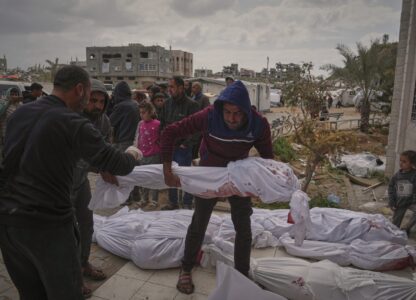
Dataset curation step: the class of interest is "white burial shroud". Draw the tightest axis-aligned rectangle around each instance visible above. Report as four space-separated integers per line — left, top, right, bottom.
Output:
202 244 416 300
90 157 311 246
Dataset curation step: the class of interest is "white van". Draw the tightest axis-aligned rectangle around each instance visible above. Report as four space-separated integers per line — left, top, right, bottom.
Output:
0 80 26 98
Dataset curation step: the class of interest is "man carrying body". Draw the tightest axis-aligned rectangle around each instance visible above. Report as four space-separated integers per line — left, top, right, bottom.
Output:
0 66 140 300
160 80 273 294
160 76 199 210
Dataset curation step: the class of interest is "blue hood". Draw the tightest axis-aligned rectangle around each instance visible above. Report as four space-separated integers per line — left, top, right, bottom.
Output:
209 80 261 139
214 80 251 117
113 81 131 104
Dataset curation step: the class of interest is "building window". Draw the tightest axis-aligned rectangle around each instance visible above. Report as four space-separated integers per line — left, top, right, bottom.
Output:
117 76 124 80
89 54 96 59
140 52 149 58
128 76 135 80
127 53 132 58
105 76 111 80
92 76 97 79
125 59 132 71
139 63 151 71
103 53 121 59
411 81 416 122
102 60 110 73
114 66 121 72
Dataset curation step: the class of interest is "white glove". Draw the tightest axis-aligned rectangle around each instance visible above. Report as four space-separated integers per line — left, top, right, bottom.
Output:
125 146 143 160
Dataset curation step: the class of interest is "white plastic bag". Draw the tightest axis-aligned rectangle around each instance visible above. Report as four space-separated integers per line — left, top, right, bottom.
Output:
208 262 287 300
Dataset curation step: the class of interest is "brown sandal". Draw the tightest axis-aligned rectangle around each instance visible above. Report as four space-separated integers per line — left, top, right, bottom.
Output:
82 263 107 281
176 270 195 295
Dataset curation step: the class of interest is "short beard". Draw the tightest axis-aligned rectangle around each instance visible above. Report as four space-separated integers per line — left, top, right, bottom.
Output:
84 109 102 121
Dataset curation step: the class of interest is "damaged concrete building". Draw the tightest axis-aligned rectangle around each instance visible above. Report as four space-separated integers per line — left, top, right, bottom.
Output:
86 44 193 88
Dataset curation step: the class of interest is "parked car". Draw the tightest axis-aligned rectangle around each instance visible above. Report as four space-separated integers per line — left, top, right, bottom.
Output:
0 80 26 98
353 90 391 113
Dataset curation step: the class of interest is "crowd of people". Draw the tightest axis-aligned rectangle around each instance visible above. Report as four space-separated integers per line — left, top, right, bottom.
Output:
0 65 414 300
0 66 274 299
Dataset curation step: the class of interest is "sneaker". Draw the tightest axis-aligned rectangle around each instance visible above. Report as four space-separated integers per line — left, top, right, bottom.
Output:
161 203 179 210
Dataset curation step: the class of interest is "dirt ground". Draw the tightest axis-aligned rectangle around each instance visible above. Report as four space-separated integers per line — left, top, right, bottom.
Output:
256 106 390 210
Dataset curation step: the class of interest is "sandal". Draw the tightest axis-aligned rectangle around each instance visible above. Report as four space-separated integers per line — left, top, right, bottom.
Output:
176 270 195 295
82 263 107 281
82 285 92 299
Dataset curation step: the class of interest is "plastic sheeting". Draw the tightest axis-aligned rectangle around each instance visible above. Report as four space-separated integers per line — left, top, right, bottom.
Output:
335 153 385 178
202 244 416 300
90 157 311 246
89 157 305 210
93 207 412 271
279 233 416 271
93 208 279 269
207 262 287 300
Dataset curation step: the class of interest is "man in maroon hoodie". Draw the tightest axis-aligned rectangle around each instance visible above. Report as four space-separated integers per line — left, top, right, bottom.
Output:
160 80 273 294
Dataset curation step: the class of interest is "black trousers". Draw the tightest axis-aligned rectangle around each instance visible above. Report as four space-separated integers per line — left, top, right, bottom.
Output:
0 221 84 300
182 196 253 276
72 179 94 267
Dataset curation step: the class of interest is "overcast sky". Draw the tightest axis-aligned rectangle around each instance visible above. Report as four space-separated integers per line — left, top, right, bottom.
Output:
0 0 402 74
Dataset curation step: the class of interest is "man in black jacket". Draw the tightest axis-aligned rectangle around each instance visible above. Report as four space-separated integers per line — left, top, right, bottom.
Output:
0 66 140 300
110 81 140 151
23 82 43 104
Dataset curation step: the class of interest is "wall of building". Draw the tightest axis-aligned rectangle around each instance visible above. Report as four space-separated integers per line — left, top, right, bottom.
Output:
0 55 7 73
386 0 416 177
171 50 193 78
86 44 178 88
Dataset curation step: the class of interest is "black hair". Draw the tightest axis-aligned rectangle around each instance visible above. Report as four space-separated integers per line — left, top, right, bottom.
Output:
150 85 161 94
171 76 184 87
134 91 147 101
53 65 90 91
152 92 165 100
401 150 416 166
30 82 43 91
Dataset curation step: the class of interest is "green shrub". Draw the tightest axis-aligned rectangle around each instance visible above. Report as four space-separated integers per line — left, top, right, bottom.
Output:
253 194 340 210
309 195 340 208
273 137 296 162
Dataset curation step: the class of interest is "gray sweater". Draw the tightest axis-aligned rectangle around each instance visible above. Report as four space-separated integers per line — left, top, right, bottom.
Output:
388 169 416 208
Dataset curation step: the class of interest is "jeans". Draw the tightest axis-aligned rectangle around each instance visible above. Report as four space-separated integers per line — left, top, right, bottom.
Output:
182 196 253 276
169 147 193 206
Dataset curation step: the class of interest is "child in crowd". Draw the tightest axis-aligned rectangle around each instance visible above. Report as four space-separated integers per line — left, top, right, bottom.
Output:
151 93 165 120
388 150 416 236
134 102 161 209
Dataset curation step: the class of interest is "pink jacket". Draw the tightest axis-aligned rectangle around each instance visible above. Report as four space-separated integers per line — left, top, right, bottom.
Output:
135 119 161 157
